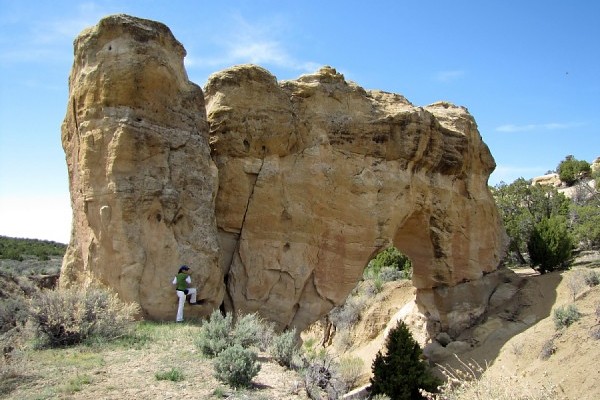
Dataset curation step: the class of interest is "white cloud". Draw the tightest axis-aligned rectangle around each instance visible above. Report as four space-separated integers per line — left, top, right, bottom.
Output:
185 15 319 74
0 2 104 65
35 2 103 43
434 70 465 82
495 122 584 133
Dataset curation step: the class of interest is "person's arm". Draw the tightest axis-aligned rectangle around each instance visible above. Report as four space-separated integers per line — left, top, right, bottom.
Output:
186 275 191 284
172 276 177 285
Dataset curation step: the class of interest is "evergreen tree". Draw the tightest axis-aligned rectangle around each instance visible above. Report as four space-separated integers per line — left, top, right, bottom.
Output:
369 320 440 400
557 155 590 186
491 178 570 264
527 215 573 273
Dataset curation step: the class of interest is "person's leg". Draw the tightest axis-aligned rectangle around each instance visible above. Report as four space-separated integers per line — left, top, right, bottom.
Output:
176 290 186 321
187 288 197 304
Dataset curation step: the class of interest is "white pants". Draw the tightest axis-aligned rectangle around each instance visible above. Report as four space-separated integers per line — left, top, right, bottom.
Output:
175 288 197 322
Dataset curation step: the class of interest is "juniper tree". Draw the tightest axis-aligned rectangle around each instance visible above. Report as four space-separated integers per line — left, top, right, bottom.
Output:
369 320 440 400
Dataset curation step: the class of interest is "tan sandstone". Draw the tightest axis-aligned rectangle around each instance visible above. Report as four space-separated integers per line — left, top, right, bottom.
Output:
531 172 561 187
62 15 508 337
60 15 222 320
207 65 507 334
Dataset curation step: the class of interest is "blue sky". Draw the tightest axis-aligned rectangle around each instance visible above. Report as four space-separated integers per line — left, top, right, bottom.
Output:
1 0 599 243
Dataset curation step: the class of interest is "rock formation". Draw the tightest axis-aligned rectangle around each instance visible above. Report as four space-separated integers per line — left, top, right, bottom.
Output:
207 65 507 335
61 14 508 336
531 173 561 187
60 15 222 320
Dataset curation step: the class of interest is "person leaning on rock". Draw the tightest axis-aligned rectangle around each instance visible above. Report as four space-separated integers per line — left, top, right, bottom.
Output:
172 265 201 322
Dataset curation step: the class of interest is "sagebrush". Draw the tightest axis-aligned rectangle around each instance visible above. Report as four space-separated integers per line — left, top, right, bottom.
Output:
553 304 581 329
270 328 299 368
28 286 139 347
213 344 261 388
196 310 271 357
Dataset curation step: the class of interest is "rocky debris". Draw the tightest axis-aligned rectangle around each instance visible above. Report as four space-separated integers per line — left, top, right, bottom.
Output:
62 14 508 336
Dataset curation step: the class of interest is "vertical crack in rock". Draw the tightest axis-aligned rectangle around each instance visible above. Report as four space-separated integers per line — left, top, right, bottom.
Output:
225 155 266 305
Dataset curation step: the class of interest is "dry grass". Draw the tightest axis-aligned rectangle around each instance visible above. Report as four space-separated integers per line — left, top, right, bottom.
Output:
1 321 308 399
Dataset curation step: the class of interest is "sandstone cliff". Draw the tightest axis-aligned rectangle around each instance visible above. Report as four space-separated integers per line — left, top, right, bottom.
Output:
62 14 507 336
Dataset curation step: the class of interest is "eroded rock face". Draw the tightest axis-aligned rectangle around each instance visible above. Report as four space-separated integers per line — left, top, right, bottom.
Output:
206 65 507 333
62 14 507 335
60 14 222 320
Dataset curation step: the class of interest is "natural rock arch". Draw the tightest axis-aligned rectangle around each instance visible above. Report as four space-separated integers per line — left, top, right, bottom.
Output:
60 14 507 338
207 64 507 336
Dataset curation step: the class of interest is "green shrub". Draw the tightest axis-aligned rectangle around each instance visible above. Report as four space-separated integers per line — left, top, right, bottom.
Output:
584 270 600 287
527 216 573 274
570 204 600 249
553 304 581 329
369 320 441 400
364 247 412 279
155 367 184 382
270 328 299 369
557 155 590 186
28 287 138 347
196 310 233 357
213 344 261 388
337 355 364 390
231 312 271 350
0 235 66 261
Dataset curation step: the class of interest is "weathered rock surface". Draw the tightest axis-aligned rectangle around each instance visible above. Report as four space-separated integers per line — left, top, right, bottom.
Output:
207 65 507 333
531 173 561 187
60 14 222 320
62 14 508 335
